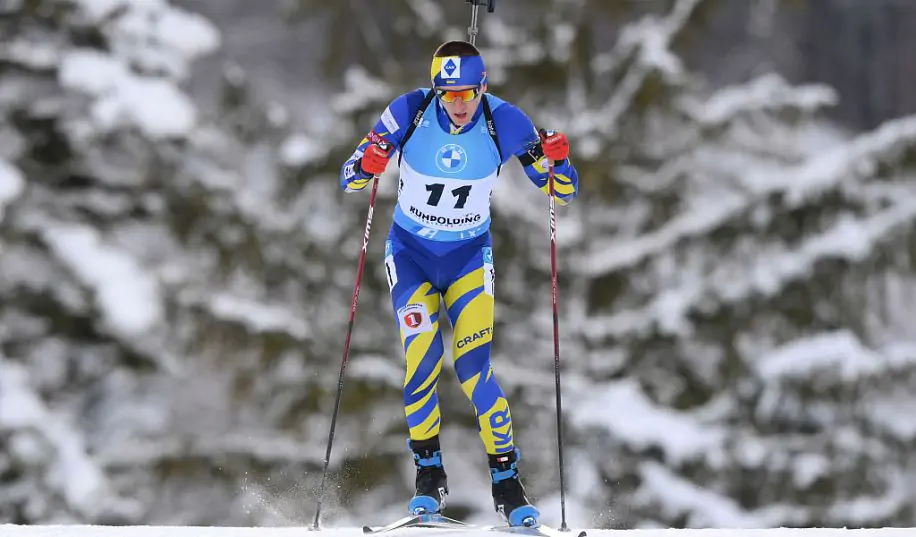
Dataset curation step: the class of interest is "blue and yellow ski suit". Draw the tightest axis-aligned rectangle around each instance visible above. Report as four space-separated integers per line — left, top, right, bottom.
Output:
340 88 578 455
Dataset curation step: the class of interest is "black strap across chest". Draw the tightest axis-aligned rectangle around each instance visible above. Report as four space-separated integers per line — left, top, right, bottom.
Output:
397 91 504 175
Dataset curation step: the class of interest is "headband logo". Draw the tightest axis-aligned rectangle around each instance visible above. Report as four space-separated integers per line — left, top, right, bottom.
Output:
440 56 461 79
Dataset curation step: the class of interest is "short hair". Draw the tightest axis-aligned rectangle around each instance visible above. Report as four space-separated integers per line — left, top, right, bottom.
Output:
433 40 481 58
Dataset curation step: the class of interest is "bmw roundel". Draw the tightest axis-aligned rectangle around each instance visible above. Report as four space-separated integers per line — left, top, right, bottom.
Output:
436 144 468 173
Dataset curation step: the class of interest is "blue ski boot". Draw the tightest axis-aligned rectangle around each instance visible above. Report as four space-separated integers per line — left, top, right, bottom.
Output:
489 449 539 527
407 437 448 515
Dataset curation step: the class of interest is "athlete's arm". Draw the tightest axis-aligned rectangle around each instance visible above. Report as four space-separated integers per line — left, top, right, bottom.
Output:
492 103 579 205
340 89 429 192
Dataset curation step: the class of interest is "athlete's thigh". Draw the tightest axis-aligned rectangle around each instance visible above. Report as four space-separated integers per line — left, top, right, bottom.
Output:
385 238 445 395
442 243 496 382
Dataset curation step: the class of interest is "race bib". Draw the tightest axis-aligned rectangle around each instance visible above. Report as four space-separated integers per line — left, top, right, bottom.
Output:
397 170 495 232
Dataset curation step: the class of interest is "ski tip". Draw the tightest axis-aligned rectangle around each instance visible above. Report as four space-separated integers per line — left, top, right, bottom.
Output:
362 526 374 534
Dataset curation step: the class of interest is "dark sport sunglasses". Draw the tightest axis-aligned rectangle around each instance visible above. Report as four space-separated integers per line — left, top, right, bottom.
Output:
435 86 483 103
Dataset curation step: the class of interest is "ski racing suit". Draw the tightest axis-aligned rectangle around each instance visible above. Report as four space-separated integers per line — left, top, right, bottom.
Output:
339 88 579 455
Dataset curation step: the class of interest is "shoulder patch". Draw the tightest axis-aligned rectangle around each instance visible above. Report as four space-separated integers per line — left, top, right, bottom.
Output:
381 106 399 133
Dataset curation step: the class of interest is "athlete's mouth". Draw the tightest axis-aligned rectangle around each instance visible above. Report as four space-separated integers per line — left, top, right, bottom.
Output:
454 112 468 121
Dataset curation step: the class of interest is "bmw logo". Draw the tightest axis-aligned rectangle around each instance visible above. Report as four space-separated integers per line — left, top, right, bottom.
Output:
435 144 468 174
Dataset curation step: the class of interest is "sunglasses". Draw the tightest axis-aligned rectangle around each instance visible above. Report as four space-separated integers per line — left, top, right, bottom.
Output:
435 86 483 103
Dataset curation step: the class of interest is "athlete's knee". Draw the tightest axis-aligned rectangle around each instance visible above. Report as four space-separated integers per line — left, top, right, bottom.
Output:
454 343 493 385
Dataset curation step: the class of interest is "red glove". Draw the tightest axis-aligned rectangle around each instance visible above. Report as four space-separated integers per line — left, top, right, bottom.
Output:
539 129 569 161
360 142 392 176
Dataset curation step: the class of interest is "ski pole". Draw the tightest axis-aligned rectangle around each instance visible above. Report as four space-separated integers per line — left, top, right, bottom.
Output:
465 0 496 45
546 152 570 532
311 141 390 530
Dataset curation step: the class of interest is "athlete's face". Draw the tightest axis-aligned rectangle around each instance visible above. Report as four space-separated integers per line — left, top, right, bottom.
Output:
437 83 487 127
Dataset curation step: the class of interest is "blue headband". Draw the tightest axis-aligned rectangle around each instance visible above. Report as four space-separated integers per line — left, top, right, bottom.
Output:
431 55 487 88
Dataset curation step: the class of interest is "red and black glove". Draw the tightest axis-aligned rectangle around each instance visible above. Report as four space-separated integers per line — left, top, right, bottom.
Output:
539 129 570 162
359 142 392 177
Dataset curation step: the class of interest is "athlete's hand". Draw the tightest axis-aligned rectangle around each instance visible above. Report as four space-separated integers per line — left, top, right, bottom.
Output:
538 129 569 162
359 141 392 176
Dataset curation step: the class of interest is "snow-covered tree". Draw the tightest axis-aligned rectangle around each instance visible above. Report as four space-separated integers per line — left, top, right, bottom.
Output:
0 0 321 525
3 0 916 530
546 0 916 530
0 0 215 523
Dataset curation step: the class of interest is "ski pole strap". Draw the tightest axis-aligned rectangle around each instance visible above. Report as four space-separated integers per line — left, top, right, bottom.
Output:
519 130 567 168
518 143 544 167
397 89 437 167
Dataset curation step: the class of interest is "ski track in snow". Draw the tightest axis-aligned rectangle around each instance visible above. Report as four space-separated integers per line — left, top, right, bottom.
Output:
2 526 916 537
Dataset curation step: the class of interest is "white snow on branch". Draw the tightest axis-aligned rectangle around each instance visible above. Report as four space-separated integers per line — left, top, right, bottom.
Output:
0 359 46 430
73 0 220 80
584 198 916 339
332 66 393 115
579 193 746 276
42 224 163 338
0 38 61 70
733 201 916 297
59 49 198 139
580 114 916 278
637 461 763 528
72 0 159 22
571 379 724 463
0 359 111 519
574 0 702 140
827 472 909 525
754 331 887 383
56 0 220 139
868 409 916 445
105 3 221 80
347 354 404 387
206 293 310 340
279 133 325 167
0 158 25 221
405 0 445 32
775 115 916 206
95 432 324 468
685 73 838 127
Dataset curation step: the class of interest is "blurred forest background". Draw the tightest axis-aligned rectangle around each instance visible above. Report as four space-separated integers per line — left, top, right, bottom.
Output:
2 0 916 531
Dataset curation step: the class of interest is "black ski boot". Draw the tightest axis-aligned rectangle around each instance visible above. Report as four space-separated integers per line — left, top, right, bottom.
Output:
489 448 539 527
407 436 448 515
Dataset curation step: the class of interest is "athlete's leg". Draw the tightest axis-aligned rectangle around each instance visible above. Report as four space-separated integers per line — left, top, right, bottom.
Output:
386 236 449 514
385 238 446 441
442 243 515 455
442 241 538 525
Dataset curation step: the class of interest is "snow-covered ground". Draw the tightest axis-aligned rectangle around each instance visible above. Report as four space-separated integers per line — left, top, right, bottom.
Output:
2 525 915 537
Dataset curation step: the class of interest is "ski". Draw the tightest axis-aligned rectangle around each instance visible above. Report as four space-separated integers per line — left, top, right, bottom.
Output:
362 513 471 534
487 523 587 537
362 513 586 537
